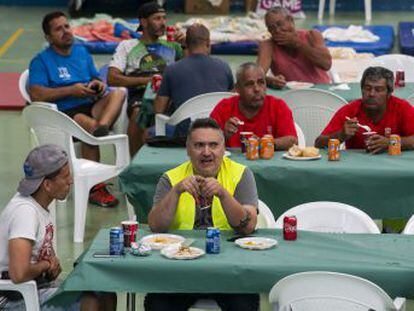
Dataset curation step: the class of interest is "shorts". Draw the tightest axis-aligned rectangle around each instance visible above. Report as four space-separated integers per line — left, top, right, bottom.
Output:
63 104 93 119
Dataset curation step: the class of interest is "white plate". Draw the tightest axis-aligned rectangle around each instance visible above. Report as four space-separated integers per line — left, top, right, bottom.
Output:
140 234 185 250
283 153 322 161
235 237 278 250
286 81 314 90
224 150 231 157
161 245 205 260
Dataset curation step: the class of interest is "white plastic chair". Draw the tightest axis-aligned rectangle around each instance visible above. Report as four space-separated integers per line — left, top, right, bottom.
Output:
318 0 372 23
269 271 405 311
407 94 414 106
402 215 414 234
256 199 277 229
23 104 130 243
283 89 347 147
0 280 40 311
357 54 414 83
19 69 128 135
275 201 380 233
155 92 235 136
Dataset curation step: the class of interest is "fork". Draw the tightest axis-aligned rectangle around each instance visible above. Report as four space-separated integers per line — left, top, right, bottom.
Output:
345 116 372 132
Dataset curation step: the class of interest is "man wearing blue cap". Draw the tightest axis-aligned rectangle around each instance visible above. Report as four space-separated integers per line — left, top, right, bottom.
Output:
0 145 116 310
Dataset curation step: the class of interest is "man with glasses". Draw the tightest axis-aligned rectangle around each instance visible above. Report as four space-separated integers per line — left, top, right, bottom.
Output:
257 6 331 89
315 66 414 153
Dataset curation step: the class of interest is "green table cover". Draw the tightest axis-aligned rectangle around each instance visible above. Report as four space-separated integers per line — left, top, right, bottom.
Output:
47 228 414 306
119 147 414 223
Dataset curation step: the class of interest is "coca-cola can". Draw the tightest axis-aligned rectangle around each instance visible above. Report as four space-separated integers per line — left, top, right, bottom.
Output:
395 70 405 87
152 74 163 93
121 220 139 248
283 216 297 241
166 26 175 42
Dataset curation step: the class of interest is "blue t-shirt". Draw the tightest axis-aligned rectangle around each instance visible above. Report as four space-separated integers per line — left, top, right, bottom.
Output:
29 45 99 111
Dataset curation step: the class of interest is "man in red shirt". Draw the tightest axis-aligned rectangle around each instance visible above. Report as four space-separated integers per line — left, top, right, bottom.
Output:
315 66 414 153
210 62 297 149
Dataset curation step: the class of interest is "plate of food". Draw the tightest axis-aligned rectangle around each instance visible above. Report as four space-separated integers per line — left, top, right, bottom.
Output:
283 145 322 161
140 234 185 250
286 81 314 90
235 237 278 250
161 244 205 260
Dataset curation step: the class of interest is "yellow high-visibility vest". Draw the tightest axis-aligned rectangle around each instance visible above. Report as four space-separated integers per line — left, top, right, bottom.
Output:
166 157 246 230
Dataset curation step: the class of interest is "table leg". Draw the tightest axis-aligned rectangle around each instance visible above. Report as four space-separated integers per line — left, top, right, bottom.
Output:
126 292 136 311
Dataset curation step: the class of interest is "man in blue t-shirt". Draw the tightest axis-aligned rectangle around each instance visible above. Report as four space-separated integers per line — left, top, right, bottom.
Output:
28 11 124 207
154 23 234 136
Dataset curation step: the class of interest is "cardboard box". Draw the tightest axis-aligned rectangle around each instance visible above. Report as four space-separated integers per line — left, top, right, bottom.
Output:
185 0 230 14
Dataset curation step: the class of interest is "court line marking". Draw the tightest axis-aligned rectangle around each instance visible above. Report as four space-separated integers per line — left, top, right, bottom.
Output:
0 28 24 58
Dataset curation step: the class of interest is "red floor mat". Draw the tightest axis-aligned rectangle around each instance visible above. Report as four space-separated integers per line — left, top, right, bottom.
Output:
0 72 25 110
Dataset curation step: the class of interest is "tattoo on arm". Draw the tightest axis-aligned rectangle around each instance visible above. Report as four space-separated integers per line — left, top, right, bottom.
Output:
236 211 251 229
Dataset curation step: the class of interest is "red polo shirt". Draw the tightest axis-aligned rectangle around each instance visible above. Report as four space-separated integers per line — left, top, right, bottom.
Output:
321 96 414 149
210 94 297 148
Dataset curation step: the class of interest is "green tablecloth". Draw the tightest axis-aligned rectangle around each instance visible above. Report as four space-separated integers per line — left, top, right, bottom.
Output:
47 228 414 306
268 82 414 102
119 147 414 223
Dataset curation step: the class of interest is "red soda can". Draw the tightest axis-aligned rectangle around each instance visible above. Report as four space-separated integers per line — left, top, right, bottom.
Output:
395 70 405 87
121 220 139 248
283 216 297 241
166 26 175 42
152 74 162 93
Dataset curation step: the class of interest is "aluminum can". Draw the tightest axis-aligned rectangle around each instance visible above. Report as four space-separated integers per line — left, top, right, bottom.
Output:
240 131 253 153
283 216 297 241
151 74 163 93
328 139 340 161
121 220 139 248
109 227 124 255
166 26 175 42
206 227 220 254
388 134 401 156
395 70 405 87
260 134 275 159
246 136 259 160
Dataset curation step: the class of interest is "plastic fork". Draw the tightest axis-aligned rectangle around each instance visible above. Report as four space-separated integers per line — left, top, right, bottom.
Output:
345 116 372 132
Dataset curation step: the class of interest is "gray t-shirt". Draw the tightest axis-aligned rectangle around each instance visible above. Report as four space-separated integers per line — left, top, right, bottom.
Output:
153 167 258 229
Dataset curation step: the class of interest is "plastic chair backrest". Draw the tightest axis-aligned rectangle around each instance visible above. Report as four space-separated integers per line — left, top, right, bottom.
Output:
256 199 277 229
402 214 414 234
269 271 399 311
19 69 31 103
22 104 97 164
0 280 40 311
357 54 414 82
275 201 380 233
167 92 236 126
283 89 348 146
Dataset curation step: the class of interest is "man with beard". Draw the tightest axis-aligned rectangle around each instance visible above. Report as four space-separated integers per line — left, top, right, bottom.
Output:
210 62 297 149
28 11 124 207
146 118 259 310
315 66 414 153
107 1 184 155
257 6 331 89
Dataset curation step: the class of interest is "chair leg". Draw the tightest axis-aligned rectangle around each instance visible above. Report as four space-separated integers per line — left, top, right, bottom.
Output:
318 0 325 20
329 0 336 16
20 282 40 311
365 0 372 22
73 180 89 243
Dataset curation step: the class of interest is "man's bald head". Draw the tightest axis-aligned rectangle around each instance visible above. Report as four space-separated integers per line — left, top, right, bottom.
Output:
185 23 210 50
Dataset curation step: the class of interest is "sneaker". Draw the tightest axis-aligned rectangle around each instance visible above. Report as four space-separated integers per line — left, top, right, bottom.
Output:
89 183 119 207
